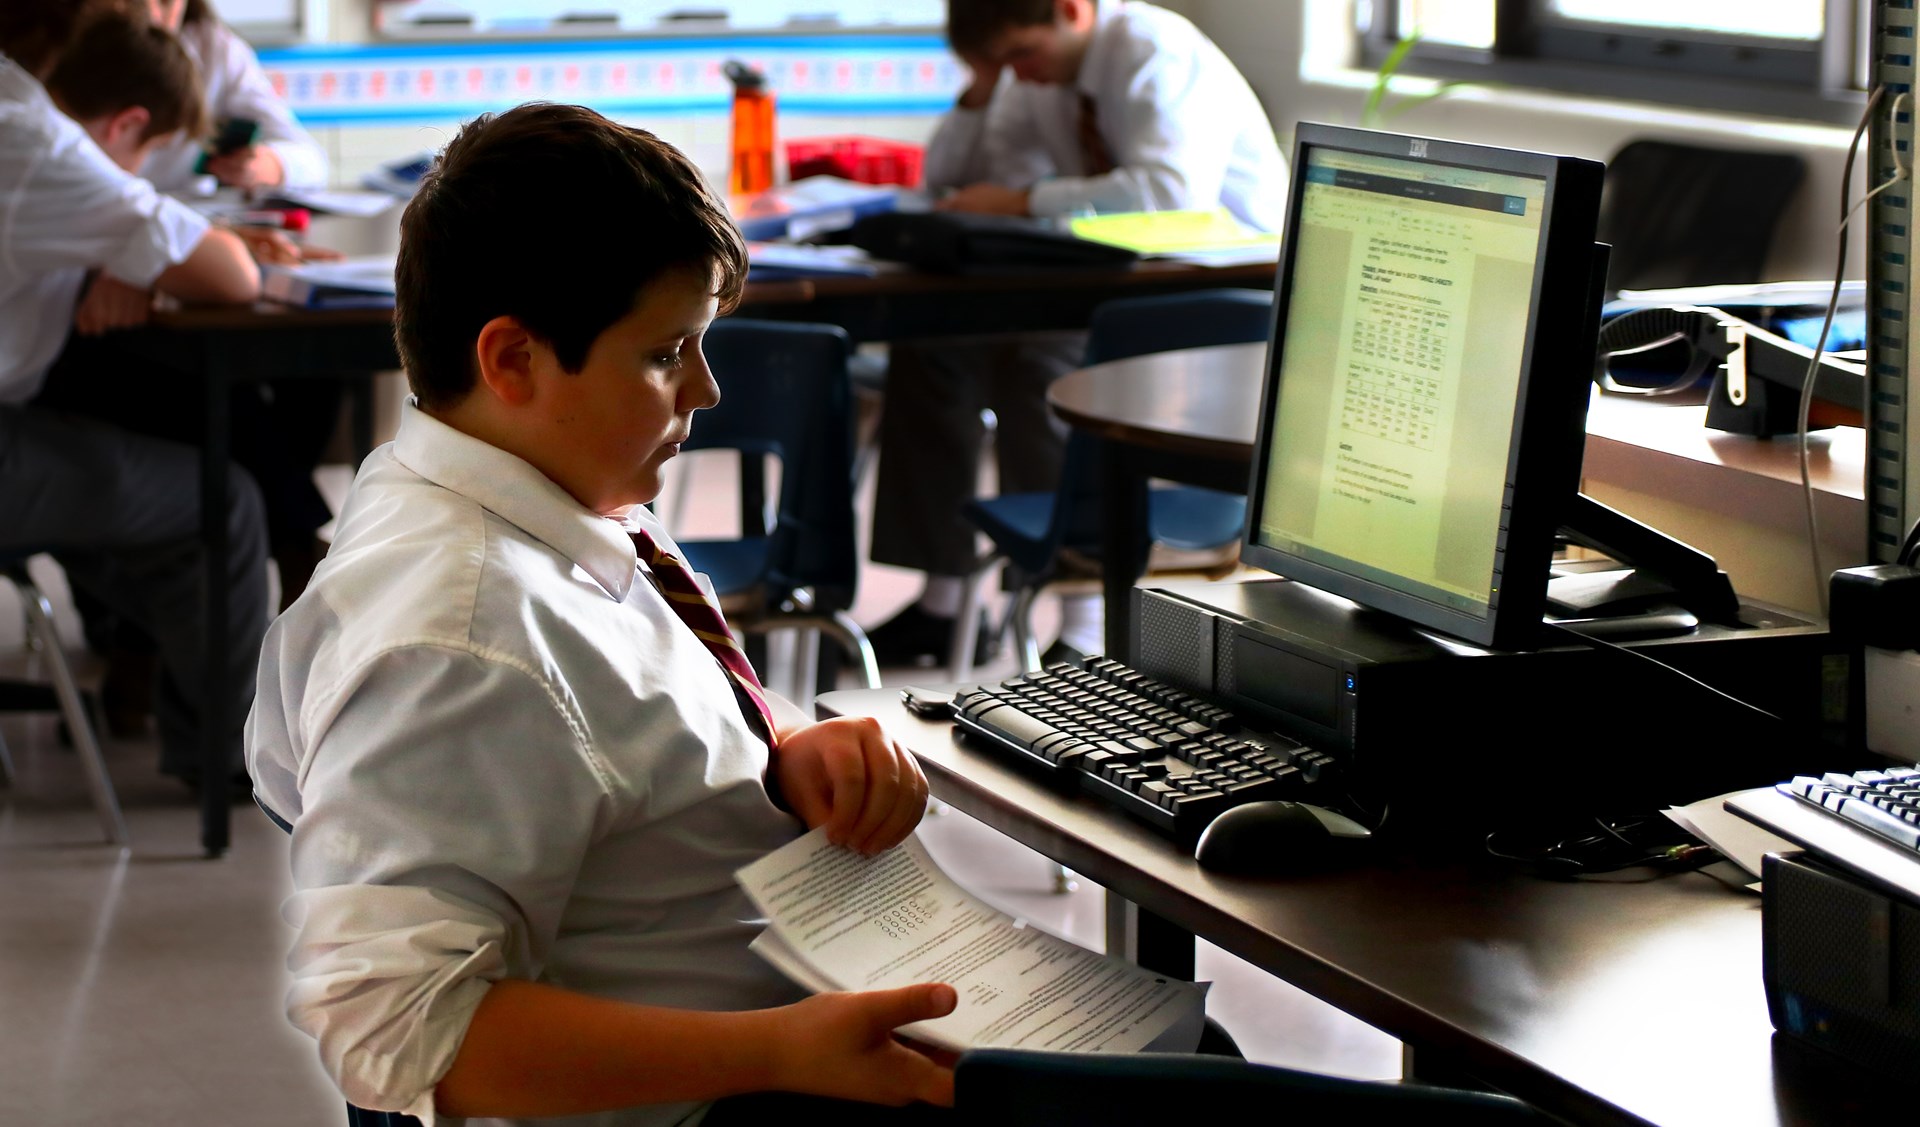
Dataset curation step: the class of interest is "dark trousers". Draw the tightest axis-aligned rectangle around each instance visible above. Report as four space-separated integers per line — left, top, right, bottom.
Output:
870 333 1085 577
0 402 268 776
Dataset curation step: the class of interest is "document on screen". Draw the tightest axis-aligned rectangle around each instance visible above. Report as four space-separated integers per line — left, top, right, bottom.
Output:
737 828 1207 1054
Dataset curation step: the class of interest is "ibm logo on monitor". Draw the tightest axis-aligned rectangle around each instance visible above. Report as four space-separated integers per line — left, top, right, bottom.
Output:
1409 139 1429 158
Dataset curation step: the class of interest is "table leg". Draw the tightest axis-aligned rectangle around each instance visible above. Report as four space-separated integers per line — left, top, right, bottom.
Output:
1098 440 1151 660
1103 891 1197 980
201 370 231 858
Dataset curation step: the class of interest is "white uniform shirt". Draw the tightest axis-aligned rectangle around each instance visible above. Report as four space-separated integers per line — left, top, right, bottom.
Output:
140 19 327 194
0 56 208 403
923 0 1288 232
247 405 805 1126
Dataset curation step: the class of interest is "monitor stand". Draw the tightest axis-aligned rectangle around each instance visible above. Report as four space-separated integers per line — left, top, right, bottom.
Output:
1548 492 1742 639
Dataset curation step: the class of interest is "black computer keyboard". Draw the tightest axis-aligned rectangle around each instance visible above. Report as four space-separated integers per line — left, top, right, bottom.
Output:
1781 767 1920 853
949 657 1340 842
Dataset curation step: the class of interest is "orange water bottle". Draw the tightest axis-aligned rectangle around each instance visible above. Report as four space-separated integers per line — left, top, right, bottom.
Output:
725 61 776 197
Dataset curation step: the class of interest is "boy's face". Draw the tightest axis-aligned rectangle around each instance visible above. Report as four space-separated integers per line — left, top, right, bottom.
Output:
982 0 1096 85
521 266 722 516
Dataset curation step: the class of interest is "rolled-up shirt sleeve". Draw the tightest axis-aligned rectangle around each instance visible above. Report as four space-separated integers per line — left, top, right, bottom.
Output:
283 645 611 1122
2 126 208 287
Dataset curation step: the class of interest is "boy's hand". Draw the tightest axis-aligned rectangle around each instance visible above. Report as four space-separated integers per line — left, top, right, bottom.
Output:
770 984 959 1107
936 182 1032 216
772 716 928 853
205 144 284 190
73 273 153 334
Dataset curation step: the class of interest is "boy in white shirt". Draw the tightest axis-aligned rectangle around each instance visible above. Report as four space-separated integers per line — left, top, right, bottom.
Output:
867 0 1285 664
0 1 269 787
247 102 959 1126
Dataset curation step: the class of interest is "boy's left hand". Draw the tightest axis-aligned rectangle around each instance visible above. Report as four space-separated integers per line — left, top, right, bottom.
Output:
73 273 153 334
936 182 1032 216
205 144 284 190
772 716 929 854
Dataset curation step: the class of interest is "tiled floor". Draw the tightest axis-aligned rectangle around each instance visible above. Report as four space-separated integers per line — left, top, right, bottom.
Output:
0 444 1400 1125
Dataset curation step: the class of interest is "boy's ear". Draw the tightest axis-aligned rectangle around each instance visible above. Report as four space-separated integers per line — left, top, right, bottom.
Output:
104 105 151 150
473 315 542 407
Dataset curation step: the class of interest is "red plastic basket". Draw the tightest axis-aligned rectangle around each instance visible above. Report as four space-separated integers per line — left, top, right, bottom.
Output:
785 136 925 187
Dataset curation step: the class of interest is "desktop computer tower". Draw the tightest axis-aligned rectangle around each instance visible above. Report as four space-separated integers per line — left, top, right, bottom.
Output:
1131 578 1848 837
1763 851 1920 1075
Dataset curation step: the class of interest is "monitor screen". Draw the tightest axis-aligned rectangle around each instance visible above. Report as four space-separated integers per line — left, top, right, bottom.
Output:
1243 125 1605 650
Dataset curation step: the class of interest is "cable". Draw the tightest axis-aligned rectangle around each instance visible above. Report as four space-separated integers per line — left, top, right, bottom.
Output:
1484 814 1719 880
1541 621 1783 728
1800 85 1897 619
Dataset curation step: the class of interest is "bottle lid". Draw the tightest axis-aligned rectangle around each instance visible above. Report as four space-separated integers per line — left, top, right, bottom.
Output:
724 60 768 92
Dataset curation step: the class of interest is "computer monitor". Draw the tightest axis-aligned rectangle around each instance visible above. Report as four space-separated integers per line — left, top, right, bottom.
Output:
1242 124 1606 652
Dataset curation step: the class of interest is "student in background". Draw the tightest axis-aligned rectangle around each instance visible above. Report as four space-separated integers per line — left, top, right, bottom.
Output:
141 0 326 194
0 1 269 789
867 0 1284 665
249 102 957 1125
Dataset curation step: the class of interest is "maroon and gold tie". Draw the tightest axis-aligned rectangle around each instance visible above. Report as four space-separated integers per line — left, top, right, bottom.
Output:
630 527 777 746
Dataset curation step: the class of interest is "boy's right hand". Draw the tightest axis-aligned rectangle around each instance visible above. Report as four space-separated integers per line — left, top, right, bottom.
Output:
769 983 959 1107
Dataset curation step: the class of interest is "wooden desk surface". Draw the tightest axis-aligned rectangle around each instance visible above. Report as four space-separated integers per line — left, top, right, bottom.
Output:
820 688 1883 1127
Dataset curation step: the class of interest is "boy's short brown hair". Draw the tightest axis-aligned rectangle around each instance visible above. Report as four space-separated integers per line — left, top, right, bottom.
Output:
0 0 140 77
394 102 747 411
947 0 1062 57
43 11 208 142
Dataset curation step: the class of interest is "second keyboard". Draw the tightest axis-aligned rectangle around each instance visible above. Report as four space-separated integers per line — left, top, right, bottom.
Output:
949 657 1341 843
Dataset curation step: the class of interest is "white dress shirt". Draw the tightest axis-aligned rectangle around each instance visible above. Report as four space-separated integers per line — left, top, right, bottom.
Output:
923 0 1288 232
248 405 805 1126
0 56 209 403
141 19 328 194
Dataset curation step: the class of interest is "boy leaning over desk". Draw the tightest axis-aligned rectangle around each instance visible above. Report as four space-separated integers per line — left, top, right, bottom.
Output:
245 103 962 1126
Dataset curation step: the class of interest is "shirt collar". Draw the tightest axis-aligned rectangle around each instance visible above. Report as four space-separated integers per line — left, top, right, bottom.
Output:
1076 0 1128 96
391 402 641 601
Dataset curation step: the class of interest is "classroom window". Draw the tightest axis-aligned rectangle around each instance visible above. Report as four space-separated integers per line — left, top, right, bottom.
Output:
1357 0 1870 124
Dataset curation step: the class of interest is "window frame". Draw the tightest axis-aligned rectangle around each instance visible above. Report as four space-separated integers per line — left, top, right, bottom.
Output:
1356 0 1869 126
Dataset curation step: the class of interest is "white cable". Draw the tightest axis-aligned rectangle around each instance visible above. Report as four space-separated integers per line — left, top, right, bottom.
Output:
1801 85 1895 619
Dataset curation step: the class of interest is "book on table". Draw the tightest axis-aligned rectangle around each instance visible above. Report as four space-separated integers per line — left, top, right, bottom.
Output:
260 255 396 310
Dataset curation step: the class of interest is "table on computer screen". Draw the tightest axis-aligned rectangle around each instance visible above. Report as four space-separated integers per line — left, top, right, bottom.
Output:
816 686 1889 1127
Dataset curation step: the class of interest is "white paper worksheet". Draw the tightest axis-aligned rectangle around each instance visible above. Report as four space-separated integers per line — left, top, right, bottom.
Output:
737 828 1206 1054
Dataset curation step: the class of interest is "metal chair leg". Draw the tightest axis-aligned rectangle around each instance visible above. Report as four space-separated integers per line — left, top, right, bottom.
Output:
0 726 14 788
949 555 1004 682
17 579 127 845
1010 585 1042 673
819 610 882 690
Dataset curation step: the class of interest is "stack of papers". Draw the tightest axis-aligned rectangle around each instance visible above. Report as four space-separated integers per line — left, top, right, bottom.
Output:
747 242 878 279
738 828 1207 1054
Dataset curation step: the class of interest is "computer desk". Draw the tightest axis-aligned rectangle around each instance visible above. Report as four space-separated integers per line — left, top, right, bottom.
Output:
136 255 1276 856
1048 342 1869 657
816 686 1889 1127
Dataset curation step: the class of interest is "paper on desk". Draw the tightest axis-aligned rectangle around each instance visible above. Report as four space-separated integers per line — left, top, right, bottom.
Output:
737 828 1206 1054
1664 787 1797 885
266 188 397 218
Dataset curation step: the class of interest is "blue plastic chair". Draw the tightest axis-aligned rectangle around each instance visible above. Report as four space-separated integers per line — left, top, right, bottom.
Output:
677 319 880 690
953 289 1273 674
955 1049 1552 1125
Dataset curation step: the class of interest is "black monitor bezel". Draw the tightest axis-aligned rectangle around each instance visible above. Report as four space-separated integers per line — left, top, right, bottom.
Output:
1241 123 1605 651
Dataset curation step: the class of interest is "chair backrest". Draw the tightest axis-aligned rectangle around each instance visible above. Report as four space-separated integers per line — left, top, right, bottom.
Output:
955 1049 1552 1126
1049 288 1275 560
1598 140 1806 294
682 319 859 606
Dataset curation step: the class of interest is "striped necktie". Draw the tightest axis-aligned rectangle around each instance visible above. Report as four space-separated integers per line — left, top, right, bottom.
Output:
1077 91 1117 177
629 527 777 746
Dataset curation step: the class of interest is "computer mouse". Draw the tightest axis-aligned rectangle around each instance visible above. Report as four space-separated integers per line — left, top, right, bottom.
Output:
1193 801 1372 876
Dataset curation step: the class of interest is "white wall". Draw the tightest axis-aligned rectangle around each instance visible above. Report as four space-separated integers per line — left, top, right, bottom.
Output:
1160 0 1865 282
